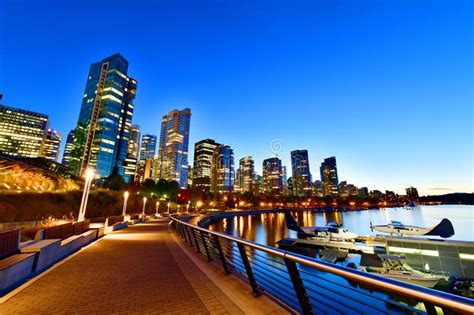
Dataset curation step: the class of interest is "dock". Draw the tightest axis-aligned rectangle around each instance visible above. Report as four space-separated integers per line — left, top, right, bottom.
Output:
277 237 376 254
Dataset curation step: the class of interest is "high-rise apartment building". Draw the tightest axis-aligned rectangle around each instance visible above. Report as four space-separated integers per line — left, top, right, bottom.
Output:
157 108 191 188
42 129 61 161
320 156 339 196
0 104 49 158
192 139 219 192
137 134 156 182
211 144 234 194
68 53 137 179
262 157 283 194
124 124 141 181
237 156 255 193
290 150 312 196
61 129 75 167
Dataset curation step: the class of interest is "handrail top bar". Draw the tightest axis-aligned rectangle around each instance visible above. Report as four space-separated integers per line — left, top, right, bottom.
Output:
170 215 474 314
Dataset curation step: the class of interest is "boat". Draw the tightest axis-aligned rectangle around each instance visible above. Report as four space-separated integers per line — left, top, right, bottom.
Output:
370 219 454 238
285 211 358 241
355 254 446 288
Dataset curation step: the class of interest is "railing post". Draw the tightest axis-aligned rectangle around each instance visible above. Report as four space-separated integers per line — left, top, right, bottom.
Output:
237 243 262 297
177 223 185 239
192 229 201 253
201 232 212 261
186 226 194 247
213 234 230 274
284 257 313 315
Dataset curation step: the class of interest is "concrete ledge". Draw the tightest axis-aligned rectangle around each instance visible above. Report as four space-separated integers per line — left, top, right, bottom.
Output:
104 221 128 234
20 239 61 272
59 235 83 259
80 230 97 247
0 254 36 292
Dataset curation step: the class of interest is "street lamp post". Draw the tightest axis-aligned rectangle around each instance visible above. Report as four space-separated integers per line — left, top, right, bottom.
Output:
78 168 95 222
122 191 129 216
142 197 147 218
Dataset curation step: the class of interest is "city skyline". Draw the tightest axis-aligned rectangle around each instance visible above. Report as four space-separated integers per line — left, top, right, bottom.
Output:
1 1 472 195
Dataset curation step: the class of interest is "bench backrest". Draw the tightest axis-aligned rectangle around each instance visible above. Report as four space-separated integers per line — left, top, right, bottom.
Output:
73 220 90 235
44 222 74 240
0 229 20 259
107 215 124 226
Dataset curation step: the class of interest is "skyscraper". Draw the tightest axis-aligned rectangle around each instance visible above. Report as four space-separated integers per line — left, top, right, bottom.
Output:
192 139 220 192
124 124 141 182
262 157 283 194
290 150 312 197
211 144 234 194
157 108 191 188
69 53 137 179
42 129 61 161
237 156 255 193
62 129 75 167
0 104 49 158
137 134 156 182
320 156 339 196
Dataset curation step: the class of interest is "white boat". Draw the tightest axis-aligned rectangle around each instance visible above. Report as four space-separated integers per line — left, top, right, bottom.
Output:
370 219 454 238
358 254 446 288
285 212 358 241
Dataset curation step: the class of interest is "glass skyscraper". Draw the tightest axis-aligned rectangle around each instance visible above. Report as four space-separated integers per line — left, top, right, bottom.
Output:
211 144 234 194
42 129 61 161
262 157 283 194
0 104 49 158
192 138 220 192
290 149 312 197
68 53 137 179
61 129 75 167
320 156 339 196
157 108 191 188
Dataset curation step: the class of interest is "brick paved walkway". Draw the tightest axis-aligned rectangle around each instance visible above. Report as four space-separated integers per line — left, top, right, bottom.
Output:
0 221 265 314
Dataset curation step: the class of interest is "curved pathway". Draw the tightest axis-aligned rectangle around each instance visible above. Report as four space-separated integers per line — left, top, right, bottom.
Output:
0 221 280 314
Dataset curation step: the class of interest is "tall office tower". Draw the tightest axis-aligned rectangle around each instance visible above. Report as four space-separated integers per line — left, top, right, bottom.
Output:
320 156 339 196
262 157 283 194
123 124 141 182
0 104 49 158
282 165 288 194
237 156 255 193
290 150 312 197
61 129 75 167
192 139 220 192
42 129 61 161
313 180 324 197
211 144 234 194
137 134 157 182
68 53 137 179
157 108 191 188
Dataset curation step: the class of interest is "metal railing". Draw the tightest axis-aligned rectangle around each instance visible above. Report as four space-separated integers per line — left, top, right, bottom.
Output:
170 215 474 315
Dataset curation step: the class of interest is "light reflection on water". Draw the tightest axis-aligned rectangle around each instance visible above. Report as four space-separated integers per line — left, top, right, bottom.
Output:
209 205 474 246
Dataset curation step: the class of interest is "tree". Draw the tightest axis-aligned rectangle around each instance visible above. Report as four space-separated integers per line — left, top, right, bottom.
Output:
102 173 126 191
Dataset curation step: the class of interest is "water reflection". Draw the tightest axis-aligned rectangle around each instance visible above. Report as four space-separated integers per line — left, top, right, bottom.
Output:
209 205 474 246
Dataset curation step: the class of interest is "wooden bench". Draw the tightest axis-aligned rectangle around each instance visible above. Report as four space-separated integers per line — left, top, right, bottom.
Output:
0 229 36 292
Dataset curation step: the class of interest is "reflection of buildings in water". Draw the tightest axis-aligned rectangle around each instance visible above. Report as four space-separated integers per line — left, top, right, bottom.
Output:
325 211 343 226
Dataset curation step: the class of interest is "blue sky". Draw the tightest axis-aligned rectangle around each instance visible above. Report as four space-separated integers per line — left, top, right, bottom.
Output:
1 0 472 195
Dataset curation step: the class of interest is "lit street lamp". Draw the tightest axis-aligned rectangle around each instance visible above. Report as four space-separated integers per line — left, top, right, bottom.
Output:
142 197 147 217
122 191 129 216
78 168 95 222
